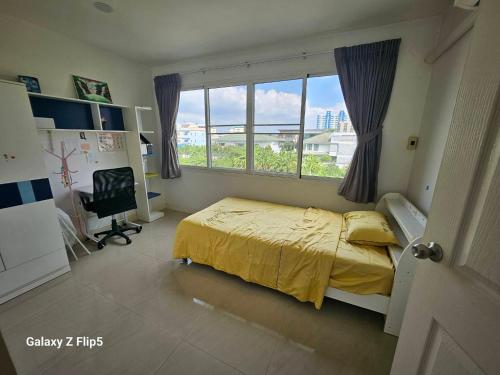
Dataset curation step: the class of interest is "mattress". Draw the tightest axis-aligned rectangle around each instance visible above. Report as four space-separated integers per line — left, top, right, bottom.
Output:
173 197 394 308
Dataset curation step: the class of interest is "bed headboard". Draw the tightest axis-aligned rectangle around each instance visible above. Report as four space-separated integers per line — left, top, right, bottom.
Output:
375 192 427 267
375 193 427 336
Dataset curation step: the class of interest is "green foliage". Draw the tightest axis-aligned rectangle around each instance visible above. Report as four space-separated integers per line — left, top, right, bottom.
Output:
178 144 348 178
177 145 207 167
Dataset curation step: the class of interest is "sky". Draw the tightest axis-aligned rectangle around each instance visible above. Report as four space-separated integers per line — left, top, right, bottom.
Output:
176 75 347 130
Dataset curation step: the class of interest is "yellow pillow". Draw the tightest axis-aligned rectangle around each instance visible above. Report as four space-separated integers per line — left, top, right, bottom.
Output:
344 211 399 247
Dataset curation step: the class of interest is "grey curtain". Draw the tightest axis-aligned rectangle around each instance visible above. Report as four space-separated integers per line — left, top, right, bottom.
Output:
154 73 182 179
335 38 401 203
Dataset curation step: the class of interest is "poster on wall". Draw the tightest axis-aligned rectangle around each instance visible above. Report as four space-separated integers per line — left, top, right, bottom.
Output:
97 132 125 152
72 75 112 104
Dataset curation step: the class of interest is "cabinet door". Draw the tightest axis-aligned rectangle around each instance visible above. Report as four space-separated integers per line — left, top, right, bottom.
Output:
0 81 47 184
0 200 64 269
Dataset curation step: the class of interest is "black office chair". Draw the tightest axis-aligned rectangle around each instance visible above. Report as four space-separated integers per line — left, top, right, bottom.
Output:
80 167 142 249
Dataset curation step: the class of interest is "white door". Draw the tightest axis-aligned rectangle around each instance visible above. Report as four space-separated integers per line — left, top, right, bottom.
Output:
391 1 500 374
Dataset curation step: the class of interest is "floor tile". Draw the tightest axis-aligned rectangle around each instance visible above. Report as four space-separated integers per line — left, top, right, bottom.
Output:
44 311 181 375
0 209 397 375
186 308 282 375
155 342 241 375
3 286 128 374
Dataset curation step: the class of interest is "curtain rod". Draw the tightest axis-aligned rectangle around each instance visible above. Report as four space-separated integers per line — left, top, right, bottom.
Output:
176 49 335 76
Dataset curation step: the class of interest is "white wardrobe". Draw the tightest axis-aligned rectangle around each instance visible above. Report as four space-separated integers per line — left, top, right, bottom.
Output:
0 79 70 304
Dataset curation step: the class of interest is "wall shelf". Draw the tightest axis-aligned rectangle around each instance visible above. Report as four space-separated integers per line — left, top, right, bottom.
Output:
37 128 130 133
124 106 164 222
28 92 129 109
29 92 128 132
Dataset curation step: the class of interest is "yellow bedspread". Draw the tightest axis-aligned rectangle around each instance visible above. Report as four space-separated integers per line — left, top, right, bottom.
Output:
173 197 343 309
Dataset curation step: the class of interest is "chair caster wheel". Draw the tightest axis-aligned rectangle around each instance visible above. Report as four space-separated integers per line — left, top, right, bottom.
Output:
126 238 132 245
136 226 142 233
97 242 105 250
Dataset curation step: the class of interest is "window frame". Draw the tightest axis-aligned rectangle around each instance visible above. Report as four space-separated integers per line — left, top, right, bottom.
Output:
175 71 350 183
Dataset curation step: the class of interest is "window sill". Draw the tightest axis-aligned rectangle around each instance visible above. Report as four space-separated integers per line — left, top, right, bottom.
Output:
179 164 344 184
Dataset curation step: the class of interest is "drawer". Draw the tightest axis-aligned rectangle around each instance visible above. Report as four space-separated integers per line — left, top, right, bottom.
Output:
0 199 65 269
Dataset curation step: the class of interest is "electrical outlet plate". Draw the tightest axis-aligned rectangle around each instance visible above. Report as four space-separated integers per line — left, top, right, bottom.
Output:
407 136 418 150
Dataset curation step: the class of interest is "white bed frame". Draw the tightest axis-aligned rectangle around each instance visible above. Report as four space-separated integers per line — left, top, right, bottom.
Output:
324 192 426 336
183 193 425 337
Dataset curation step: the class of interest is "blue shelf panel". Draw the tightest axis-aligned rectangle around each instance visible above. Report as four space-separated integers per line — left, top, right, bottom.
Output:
147 192 161 200
100 105 125 131
30 96 94 130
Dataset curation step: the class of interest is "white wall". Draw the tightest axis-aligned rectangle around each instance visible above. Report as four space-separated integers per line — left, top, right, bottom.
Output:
407 24 471 214
0 14 159 221
153 17 441 213
0 13 153 108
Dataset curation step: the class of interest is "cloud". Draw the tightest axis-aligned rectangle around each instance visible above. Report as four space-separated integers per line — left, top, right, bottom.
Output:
176 90 205 125
255 89 302 124
209 86 247 125
176 86 348 130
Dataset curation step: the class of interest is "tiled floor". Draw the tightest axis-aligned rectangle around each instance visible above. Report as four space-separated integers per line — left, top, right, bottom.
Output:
0 210 397 375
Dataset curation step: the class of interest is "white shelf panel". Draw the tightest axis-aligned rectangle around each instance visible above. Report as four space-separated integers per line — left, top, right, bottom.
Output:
37 128 131 133
385 197 425 243
28 92 129 109
147 211 164 222
388 245 403 268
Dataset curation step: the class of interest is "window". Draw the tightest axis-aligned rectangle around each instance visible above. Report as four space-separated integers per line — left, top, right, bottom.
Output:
208 86 247 169
301 75 354 178
175 74 355 180
253 79 302 174
176 89 206 166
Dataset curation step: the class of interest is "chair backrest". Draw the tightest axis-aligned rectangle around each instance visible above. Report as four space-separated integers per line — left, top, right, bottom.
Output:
92 167 137 218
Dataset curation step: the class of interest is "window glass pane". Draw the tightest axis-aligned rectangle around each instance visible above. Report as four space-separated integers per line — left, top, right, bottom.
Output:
253 79 302 174
176 89 206 166
211 134 246 169
209 86 247 125
254 134 298 174
254 79 302 125
208 85 247 169
301 75 354 178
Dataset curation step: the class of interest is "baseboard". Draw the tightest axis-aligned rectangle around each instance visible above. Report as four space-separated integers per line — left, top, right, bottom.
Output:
164 203 196 214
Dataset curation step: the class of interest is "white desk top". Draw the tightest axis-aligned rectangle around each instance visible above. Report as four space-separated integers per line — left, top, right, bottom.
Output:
75 182 138 195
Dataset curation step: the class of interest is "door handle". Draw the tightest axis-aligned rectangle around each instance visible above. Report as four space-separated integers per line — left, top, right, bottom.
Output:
411 242 443 262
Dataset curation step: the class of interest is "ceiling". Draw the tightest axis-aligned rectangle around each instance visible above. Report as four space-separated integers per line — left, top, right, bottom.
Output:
1 0 450 65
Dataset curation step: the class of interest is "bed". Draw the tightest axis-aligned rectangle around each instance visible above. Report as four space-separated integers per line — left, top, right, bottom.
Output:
173 193 426 336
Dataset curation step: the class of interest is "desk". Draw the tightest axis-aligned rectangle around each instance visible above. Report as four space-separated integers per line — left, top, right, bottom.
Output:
75 182 139 195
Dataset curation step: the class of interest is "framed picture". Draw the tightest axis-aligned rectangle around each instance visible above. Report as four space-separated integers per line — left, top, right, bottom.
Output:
18 75 41 93
72 75 112 104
